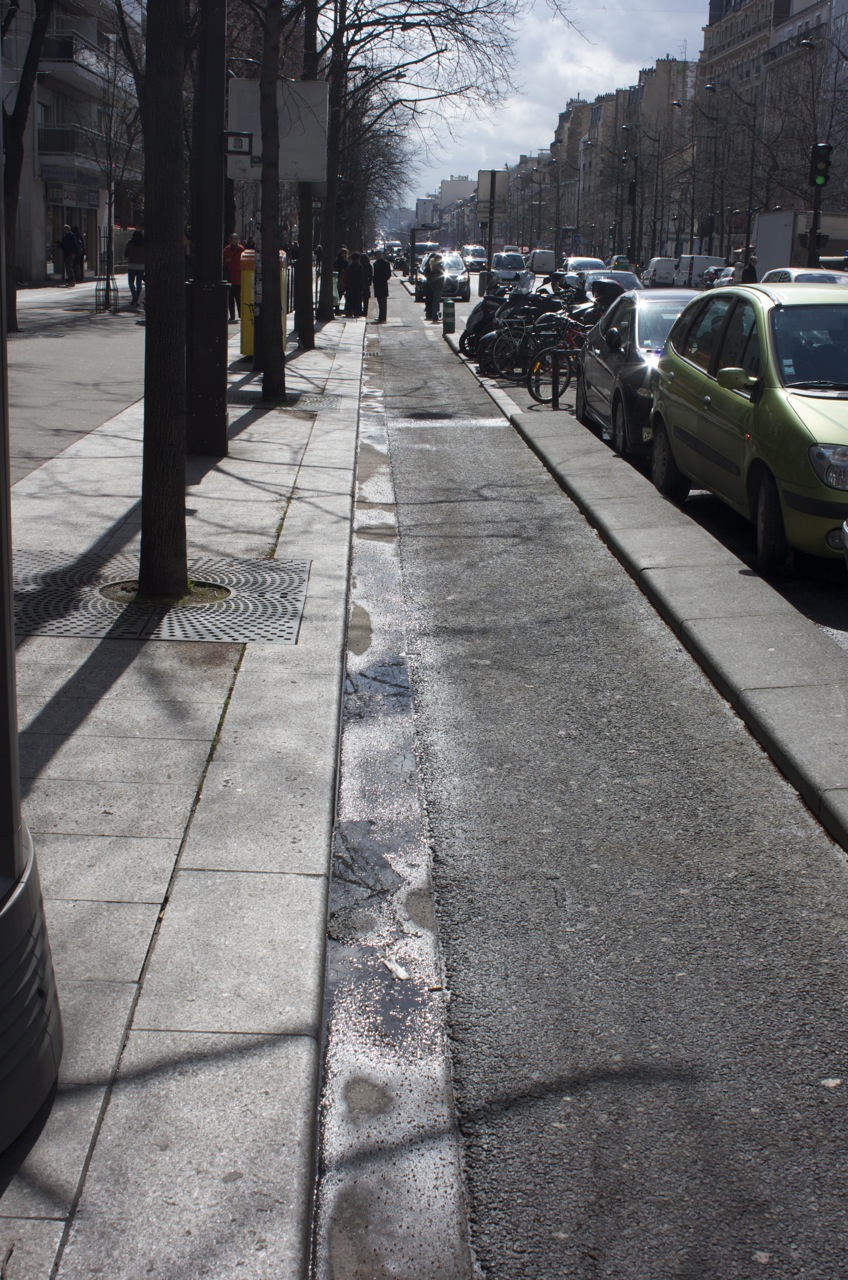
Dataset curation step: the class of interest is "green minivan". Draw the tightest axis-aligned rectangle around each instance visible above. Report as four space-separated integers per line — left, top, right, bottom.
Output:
649 282 848 574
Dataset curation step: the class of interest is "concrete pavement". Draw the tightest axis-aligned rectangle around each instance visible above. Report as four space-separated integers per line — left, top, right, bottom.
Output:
0 314 365 1279
3 273 848 1278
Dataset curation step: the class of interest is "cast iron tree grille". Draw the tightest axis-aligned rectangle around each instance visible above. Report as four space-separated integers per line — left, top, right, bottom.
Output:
12 551 311 644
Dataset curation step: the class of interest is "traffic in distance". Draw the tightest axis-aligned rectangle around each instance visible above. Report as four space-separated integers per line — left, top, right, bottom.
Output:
373 233 848 581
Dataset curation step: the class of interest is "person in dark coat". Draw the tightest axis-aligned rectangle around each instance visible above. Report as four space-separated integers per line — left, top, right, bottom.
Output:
371 250 391 323
741 254 758 283
361 251 373 317
343 251 365 317
59 225 78 286
72 225 86 281
334 246 349 314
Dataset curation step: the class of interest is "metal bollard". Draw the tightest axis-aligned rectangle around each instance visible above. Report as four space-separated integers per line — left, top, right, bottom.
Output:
551 350 561 410
442 298 455 334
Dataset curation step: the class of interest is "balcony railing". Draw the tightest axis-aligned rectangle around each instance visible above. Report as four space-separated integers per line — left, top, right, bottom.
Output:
38 126 101 155
41 32 108 78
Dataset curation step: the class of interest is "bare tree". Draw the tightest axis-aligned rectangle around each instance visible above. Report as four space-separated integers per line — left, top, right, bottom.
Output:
68 28 143 306
314 0 536 318
2 0 56 333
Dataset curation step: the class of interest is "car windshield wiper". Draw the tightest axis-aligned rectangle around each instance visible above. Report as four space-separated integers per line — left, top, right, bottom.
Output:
785 379 848 390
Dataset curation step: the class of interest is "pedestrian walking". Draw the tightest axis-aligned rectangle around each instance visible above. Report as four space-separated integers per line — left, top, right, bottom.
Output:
72 225 86 281
222 232 245 322
343 251 365 317
423 250 445 321
371 249 391 323
741 253 758 283
314 244 323 269
125 230 145 307
59 225 78 286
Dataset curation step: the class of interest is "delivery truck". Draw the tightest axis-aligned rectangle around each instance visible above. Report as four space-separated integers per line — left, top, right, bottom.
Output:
752 208 848 276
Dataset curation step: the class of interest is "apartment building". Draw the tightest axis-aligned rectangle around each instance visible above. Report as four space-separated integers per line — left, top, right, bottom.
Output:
2 0 141 285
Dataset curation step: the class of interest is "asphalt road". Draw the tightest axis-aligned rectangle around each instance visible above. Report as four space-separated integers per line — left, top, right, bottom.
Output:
8 282 145 483
344 282 848 1279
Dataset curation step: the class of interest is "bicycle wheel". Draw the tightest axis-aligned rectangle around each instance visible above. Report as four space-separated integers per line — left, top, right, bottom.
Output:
526 344 572 403
491 332 528 382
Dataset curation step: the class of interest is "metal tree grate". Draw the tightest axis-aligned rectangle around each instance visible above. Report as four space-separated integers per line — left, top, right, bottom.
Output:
13 551 311 643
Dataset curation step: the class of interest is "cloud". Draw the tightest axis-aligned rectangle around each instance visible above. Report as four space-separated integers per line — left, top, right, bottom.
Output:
409 0 705 198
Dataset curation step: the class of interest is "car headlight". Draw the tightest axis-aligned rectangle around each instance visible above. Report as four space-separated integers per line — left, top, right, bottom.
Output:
809 444 848 490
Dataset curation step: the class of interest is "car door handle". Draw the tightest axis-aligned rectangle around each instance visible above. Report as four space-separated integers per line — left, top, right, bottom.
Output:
703 396 711 407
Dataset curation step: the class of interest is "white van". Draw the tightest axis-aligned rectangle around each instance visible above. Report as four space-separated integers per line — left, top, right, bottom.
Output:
526 249 557 275
673 254 726 289
642 257 676 287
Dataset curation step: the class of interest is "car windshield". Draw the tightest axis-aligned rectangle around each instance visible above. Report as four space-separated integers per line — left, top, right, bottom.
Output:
495 254 525 269
791 272 848 284
635 300 692 350
584 270 642 290
441 254 465 271
771 304 848 388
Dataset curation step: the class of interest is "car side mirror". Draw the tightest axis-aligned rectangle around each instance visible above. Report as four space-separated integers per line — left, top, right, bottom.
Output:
604 327 622 351
717 366 763 401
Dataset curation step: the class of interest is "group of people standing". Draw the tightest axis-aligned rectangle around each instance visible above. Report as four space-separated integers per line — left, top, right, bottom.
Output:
333 247 392 322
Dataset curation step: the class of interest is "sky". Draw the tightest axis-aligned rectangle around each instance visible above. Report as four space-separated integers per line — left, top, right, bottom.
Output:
409 0 709 203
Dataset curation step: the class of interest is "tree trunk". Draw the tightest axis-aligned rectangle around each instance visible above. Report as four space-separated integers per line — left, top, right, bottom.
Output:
295 182 315 347
3 132 24 334
2 0 56 333
294 0 318 347
138 0 188 598
257 0 285 398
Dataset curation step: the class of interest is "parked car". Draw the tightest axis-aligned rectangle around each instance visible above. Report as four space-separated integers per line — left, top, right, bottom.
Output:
649 282 848 573
580 268 644 294
562 256 606 274
413 251 471 302
760 267 848 285
489 251 531 287
642 257 676 287
702 264 729 288
461 244 488 272
575 288 698 455
704 265 736 289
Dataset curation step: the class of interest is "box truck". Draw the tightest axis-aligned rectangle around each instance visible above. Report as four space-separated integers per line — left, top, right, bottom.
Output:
752 208 848 276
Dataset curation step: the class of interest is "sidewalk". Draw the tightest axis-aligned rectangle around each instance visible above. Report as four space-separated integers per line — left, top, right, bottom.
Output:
0 319 365 1279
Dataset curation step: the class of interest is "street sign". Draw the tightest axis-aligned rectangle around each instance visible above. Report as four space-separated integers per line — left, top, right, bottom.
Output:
476 169 509 216
227 79 329 182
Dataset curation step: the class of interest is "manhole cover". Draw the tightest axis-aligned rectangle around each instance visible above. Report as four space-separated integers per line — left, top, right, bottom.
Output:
13 550 310 643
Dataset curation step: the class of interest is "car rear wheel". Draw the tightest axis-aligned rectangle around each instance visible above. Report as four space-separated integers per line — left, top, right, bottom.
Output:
756 470 791 577
651 420 690 503
611 398 629 456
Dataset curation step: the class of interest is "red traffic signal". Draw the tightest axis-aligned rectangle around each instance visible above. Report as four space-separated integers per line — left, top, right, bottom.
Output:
809 142 834 187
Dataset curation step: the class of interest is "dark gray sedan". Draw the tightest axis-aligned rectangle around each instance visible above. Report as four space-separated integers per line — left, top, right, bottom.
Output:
575 288 697 456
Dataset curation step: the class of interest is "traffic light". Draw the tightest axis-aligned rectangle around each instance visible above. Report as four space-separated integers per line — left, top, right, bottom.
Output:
809 142 834 187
